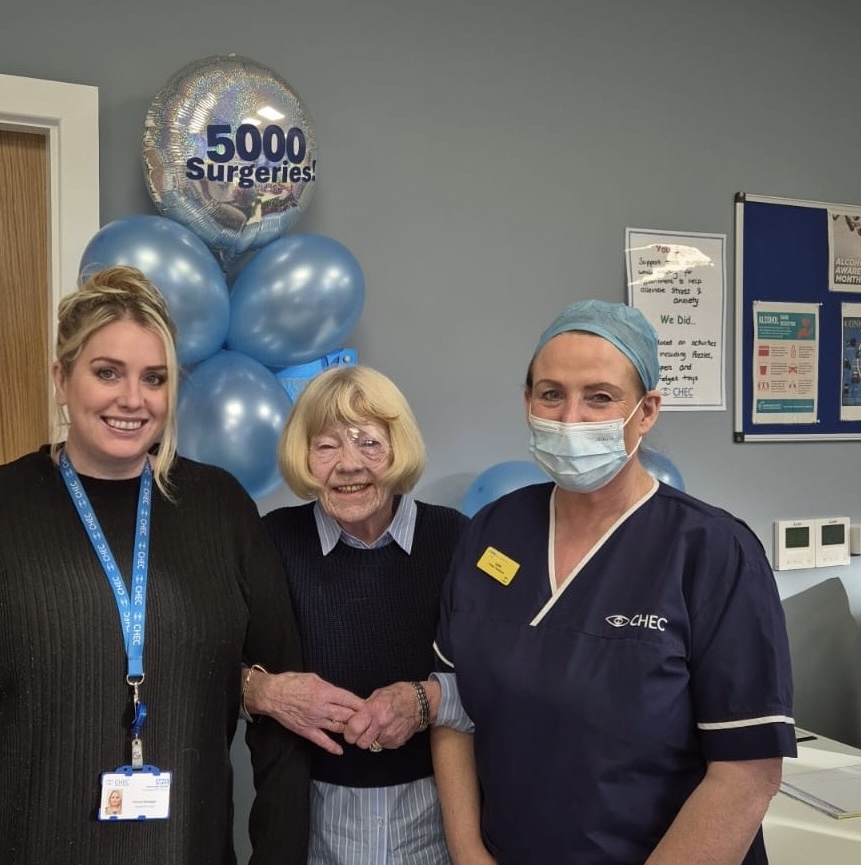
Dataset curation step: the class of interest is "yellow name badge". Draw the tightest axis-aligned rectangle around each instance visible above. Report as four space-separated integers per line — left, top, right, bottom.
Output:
476 546 520 586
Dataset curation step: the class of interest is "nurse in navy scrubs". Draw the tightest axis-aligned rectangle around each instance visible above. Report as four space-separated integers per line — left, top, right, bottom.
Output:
431 299 796 865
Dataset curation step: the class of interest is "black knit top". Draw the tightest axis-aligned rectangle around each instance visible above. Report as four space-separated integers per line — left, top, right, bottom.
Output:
263 501 467 788
0 449 309 865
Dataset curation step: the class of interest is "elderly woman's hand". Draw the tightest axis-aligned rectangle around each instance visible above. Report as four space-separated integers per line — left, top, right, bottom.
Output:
244 670 365 755
343 680 439 751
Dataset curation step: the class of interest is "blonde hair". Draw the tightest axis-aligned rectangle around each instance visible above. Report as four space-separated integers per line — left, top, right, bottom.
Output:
278 366 426 499
51 265 179 498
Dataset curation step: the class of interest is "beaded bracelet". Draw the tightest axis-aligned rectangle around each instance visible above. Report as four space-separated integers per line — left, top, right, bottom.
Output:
240 663 269 723
410 681 430 732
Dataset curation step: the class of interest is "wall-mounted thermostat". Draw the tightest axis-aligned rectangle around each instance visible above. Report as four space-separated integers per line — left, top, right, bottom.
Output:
815 517 851 568
850 524 861 556
773 519 815 570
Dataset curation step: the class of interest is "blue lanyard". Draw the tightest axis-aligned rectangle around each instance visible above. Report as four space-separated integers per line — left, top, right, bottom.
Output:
59 450 152 682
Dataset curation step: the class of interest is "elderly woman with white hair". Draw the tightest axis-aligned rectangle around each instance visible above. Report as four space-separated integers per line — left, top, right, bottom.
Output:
431 299 796 865
246 365 468 865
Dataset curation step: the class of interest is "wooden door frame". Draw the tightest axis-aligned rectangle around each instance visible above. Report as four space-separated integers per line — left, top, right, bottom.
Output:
0 73 99 335
0 73 99 428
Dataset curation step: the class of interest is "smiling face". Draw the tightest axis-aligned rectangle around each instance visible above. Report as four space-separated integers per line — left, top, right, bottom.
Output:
53 318 169 479
308 419 396 544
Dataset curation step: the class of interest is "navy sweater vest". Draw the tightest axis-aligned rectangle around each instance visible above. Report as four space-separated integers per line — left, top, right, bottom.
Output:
264 500 467 787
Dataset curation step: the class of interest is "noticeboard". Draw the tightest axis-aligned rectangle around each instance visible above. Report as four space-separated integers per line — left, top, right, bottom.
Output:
734 192 861 441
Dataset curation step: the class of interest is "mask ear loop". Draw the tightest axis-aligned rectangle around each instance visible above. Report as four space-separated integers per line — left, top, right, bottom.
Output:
622 397 646 459
622 396 646 428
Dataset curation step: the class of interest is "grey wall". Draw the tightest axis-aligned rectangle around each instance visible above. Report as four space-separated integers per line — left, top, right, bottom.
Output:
4 0 861 859
4 0 860 540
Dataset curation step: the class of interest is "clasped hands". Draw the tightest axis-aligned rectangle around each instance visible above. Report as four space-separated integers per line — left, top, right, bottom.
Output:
246 671 431 756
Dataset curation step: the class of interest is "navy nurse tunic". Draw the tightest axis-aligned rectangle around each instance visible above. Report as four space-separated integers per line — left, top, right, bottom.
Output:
434 480 796 865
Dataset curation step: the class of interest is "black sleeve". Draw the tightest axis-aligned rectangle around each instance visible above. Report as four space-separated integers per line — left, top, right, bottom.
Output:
234 485 310 865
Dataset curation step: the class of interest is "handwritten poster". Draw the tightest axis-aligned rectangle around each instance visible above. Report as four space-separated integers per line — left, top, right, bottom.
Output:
625 228 726 411
751 301 819 425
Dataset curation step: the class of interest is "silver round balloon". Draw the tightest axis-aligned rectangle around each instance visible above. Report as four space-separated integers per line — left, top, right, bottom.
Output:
143 54 317 267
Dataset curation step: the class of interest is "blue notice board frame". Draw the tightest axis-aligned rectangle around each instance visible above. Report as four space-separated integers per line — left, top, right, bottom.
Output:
734 192 861 442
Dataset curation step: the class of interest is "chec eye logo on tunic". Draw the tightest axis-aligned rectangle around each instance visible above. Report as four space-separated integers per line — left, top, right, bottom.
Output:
606 613 668 631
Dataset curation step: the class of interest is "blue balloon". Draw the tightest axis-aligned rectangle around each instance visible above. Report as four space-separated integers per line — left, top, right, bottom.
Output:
79 215 230 367
177 350 292 499
639 446 685 491
227 234 365 367
462 460 550 517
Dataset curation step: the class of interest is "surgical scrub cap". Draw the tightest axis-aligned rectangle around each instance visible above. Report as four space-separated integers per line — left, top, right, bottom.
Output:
533 299 660 390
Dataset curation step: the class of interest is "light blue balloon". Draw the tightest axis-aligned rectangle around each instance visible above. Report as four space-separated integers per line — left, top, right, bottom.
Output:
79 214 230 367
639 446 685 491
227 234 365 367
176 350 291 499
462 460 550 517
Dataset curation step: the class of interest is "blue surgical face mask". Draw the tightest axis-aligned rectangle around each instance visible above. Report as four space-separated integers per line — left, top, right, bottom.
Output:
528 399 644 493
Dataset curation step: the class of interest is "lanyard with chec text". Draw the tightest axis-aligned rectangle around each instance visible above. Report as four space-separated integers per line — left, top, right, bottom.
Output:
59 449 152 769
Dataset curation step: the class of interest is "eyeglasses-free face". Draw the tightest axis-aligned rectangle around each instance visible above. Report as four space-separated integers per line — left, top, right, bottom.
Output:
53 319 169 479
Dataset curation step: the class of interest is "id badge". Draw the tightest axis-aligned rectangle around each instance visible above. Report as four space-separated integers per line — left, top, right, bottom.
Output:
99 765 172 821
477 546 520 585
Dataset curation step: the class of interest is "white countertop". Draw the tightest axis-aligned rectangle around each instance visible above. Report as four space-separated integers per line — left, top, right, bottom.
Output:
764 730 861 863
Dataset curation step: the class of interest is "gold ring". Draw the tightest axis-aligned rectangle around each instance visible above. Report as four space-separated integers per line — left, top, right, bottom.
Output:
369 740 383 753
